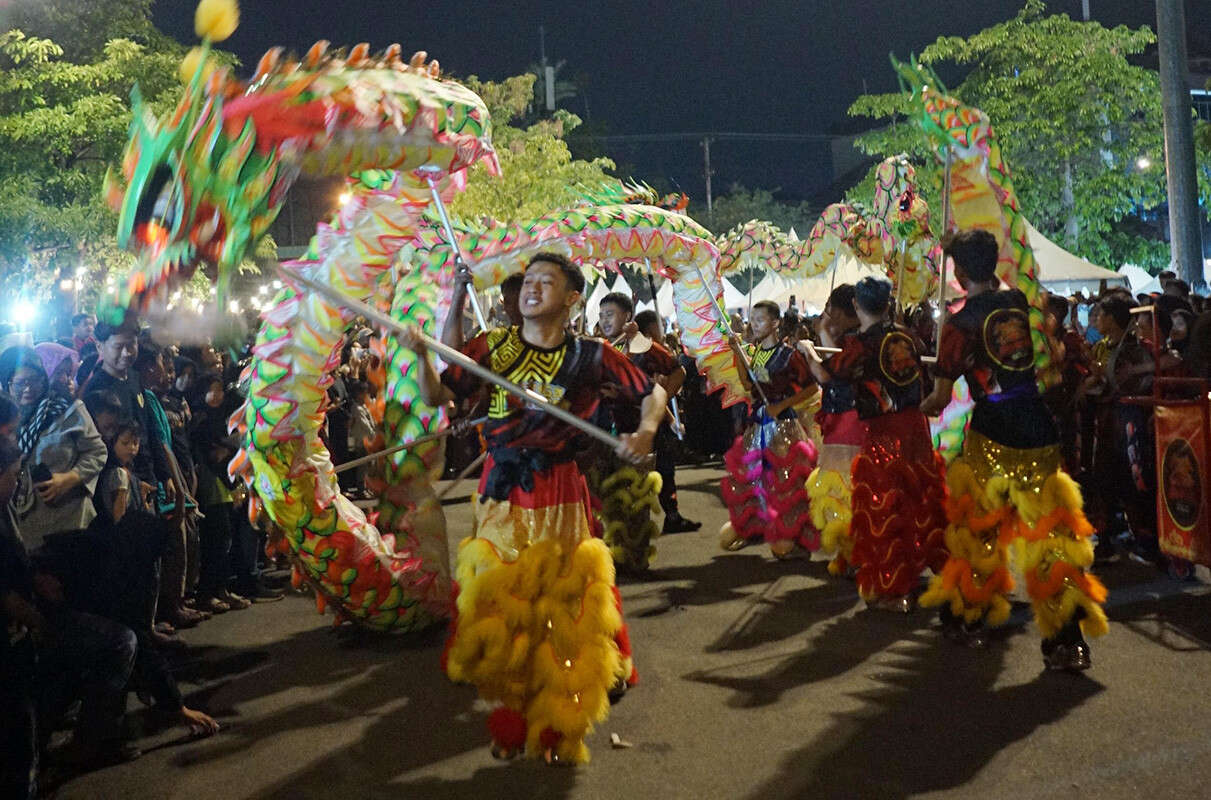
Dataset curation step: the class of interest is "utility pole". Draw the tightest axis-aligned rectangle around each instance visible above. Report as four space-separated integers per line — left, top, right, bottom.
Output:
1081 0 1090 21
539 26 555 112
702 136 714 223
1156 0 1205 286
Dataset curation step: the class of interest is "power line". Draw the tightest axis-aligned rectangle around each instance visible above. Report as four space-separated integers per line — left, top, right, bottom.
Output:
569 131 839 144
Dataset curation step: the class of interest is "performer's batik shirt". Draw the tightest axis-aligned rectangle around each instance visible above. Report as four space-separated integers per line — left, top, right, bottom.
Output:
747 342 812 419
442 326 653 460
825 322 925 420
936 289 1057 448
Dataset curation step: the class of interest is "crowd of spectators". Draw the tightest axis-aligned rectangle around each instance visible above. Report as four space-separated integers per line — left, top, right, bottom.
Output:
0 310 362 796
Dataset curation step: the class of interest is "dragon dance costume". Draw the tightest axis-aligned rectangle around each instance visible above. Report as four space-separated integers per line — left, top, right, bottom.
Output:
920 290 1108 653
824 322 948 602
809 377 865 575
440 327 650 763
719 341 818 556
587 338 677 571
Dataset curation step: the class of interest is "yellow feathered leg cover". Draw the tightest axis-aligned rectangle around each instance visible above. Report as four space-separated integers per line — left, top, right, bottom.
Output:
919 431 1108 640
808 453 855 576
597 463 664 571
446 513 623 763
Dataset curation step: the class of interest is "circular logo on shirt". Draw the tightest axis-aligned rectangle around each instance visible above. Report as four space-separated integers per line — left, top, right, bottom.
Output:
982 308 1034 372
878 331 919 386
1161 438 1202 531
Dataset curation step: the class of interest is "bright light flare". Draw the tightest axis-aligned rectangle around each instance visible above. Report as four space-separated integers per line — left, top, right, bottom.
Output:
11 299 37 329
1136 156 1152 170
338 192 352 206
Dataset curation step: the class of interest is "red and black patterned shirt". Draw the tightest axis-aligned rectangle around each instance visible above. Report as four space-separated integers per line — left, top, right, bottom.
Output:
936 289 1057 448
606 339 678 433
441 326 653 460
824 322 925 420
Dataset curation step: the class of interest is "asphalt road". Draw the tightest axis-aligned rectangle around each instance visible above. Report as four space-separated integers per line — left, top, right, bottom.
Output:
55 467 1211 800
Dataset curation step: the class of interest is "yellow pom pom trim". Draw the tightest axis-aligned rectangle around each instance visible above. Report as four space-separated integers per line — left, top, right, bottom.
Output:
195 0 239 42
178 47 216 85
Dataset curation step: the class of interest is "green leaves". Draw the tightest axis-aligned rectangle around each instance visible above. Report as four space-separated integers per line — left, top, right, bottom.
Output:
847 2 1204 272
449 75 615 222
0 1 188 305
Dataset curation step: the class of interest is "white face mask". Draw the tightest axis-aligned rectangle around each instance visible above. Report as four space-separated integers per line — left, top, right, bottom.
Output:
175 375 190 391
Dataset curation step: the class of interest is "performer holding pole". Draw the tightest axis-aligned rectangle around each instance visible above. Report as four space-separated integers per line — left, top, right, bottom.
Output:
919 230 1106 670
808 278 948 611
719 300 819 558
403 253 667 764
590 290 692 570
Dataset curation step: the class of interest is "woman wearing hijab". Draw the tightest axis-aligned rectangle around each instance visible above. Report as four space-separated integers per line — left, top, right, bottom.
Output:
0 347 108 550
34 342 80 399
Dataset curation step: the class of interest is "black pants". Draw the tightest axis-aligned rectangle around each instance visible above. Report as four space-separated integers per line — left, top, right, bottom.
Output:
229 503 261 594
199 503 234 596
655 424 680 517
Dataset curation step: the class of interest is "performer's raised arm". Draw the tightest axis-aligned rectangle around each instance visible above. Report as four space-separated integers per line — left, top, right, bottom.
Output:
399 327 455 407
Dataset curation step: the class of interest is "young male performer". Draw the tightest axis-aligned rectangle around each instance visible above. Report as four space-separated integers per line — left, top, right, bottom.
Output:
919 230 1106 670
719 300 818 558
598 294 699 536
589 293 666 570
407 253 667 764
809 278 948 611
806 284 866 576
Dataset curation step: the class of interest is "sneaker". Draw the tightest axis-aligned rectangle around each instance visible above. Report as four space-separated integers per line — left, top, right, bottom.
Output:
663 514 702 534
866 595 913 613
236 581 286 602
940 608 987 647
1043 641 1092 672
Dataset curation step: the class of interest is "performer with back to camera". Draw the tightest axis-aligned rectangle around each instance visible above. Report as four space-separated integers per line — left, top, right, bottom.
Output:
918 230 1107 671
808 277 948 611
719 300 819 558
806 284 866 576
406 253 667 764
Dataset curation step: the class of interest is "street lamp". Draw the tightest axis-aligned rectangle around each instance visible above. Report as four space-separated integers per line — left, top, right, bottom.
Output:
1137 156 1152 170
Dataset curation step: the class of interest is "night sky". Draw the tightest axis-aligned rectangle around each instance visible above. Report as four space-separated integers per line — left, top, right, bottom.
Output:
152 0 1209 206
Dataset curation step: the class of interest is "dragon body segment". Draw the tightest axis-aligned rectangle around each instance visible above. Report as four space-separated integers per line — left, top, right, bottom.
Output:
110 29 499 630
714 155 942 306
408 199 751 409
894 58 1057 390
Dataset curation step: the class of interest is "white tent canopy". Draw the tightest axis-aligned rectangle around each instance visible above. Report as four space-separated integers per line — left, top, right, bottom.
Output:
1027 221 1126 294
1118 264 1161 295
721 276 749 314
582 279 610 332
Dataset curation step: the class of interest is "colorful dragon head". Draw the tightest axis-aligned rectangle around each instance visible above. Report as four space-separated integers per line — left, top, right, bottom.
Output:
893 55 1057 389
103 58 280 321
104 5 498 324
873 154 931 243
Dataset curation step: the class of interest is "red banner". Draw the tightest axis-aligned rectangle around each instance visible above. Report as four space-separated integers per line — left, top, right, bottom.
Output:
1155 405 1211 565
